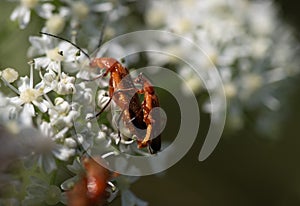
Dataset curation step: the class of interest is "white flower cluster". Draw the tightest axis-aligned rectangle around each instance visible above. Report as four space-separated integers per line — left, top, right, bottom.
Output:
145 0 299 134
10 0 112 33
1 0 148 205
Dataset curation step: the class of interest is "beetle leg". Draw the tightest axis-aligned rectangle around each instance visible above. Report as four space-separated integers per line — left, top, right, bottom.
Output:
87 97 112 120
137 124 152 148
115 109 125 145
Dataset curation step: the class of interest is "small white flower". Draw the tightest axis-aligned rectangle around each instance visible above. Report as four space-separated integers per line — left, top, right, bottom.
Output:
75 82 93 104
39 120 68 142
62 0 113 21
239 73 263 100
28 35 63 71
10 0 54 29
53 145 76 161
39 120 54 138
44 7 69 35
65 137 77 148
21 0 39 9
72 1 90 20
45 14 66 34
46 47 65 62
223 82 237 99
41 69 58 92
96 130 107 142
61 0 113 37
0 68 19 83
0 96 22 124
38 120 75 163
145 6 166 28
28 34 83 73
48 98 70 120
48 97 79 129
179 66 203 95
56 72 76 95
9 74 50 115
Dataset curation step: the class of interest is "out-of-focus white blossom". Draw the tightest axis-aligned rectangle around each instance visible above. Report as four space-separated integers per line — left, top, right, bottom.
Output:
10 0 54 29
45 14 66 35
44 7 69 35
61 0 113 35
146 0 300 134
71 1 90 20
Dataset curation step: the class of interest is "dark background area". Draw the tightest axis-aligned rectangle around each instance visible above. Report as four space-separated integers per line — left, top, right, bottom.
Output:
1 0 300 205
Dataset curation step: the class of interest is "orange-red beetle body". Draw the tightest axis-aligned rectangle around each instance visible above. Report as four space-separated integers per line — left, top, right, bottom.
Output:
67 157 112 206
134 74 161 153
89 58 147 143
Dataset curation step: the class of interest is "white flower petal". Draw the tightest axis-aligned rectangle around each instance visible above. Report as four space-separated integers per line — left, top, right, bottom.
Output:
53 127 68 140
53 145 74 161
39 121 54 138
63 111 79 126
19 7 31 29
23 103 35 116
39 154 57 173
34 57 51 69
9 96 24 106
62 62 80 73
59 6 71 17
0 94 9 107
18 76 30 92
92 2 113 13
29 35 51 52
36 3 55 19
47 61 59 72
10 6 21 21
34 80 44 90
42 81 56 93
64 138 77 148
32 99 49 113
20 106 34 126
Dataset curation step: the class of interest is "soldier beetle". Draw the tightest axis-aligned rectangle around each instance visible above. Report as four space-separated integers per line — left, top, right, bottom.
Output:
89 59 162 153
67 156 115 206
133 73 161 153
89 58 148 143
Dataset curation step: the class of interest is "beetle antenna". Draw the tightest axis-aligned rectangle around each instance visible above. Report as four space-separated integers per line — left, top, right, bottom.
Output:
39 31 90 59
96 12 109 49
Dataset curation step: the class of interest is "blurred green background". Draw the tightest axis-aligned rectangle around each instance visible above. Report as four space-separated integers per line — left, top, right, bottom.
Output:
1 1 300 205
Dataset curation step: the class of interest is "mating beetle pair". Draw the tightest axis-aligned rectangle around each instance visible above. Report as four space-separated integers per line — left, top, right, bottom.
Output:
90 57 161 154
